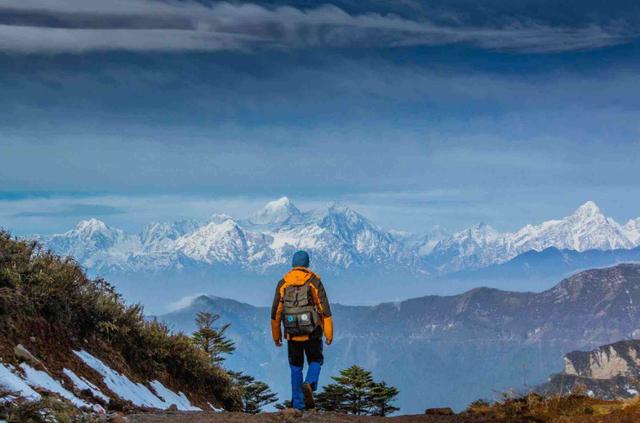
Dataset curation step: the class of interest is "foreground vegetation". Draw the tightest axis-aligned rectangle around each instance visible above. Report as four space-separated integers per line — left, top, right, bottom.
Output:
0 231 241 416
463 392 640 422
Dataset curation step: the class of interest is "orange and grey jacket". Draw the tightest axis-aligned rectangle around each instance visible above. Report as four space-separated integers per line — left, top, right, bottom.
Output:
271 267 333 343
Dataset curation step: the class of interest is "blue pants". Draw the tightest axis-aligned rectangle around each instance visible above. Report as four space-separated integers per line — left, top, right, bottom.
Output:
288 339 323 410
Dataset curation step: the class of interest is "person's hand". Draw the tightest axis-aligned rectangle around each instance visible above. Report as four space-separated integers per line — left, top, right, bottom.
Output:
274 339 283 347
325 337 332 346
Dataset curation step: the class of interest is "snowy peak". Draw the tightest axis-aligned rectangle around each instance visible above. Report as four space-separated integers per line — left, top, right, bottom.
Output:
248 197 301 226
624 218 640 244
64 218 125 247
511 201 633 253
426 201 639 273
39 199 640 276
74 218 109 234
461 222 502 244
572 201 603 219
140 219 200 251
44 218 131 264
173 219 273 265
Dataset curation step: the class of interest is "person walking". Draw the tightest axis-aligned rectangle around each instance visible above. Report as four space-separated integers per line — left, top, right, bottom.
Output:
271 250 333 411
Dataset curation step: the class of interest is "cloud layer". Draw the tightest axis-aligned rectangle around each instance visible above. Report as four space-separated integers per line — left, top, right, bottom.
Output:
0 0 634 53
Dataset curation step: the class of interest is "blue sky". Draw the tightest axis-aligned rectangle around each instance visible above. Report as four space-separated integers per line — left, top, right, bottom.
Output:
1 0 640 235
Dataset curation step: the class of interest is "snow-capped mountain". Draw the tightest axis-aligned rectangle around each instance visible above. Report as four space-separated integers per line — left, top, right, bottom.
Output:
624 218 640 244
41 198 399 274
510 201 634 253
46 218 138 265
268 203 398 268
39 199 640 276
426 201 640 272
424 222 510 272
140 219 201 252
245 196 301 227
173 219 275 267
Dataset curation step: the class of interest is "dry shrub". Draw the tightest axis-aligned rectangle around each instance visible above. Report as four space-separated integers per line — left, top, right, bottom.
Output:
465 392 630 422
0 393 100 423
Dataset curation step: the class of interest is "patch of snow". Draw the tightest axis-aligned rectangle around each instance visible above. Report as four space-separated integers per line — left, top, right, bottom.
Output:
73 350 165 408
149 380 200 411
208 402 223 412
19 363 89 408
63 368 109 403
73 350 195 410
627 388 639 396
587 390 594 397
0 363 41 401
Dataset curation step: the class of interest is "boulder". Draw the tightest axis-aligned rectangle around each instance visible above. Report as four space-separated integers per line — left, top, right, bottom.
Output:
108 412 128 423
14 344 45 369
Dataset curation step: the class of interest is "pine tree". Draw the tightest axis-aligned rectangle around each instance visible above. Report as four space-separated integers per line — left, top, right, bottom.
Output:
192 311 235 364
229 371 278 414
317 365 400 416
316 382 349 412
368 381 400 416
317 365 374 415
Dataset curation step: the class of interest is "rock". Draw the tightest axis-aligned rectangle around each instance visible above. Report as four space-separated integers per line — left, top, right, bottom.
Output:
92 404 106 414
167 404 178 412
426 407 455 415
109 412 128 423
14 344 45 369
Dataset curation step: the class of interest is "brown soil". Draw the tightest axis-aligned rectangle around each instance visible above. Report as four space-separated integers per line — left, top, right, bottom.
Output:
126 406 640 423
126 411 503 423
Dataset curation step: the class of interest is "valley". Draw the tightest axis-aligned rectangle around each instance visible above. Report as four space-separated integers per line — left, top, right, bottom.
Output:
159 263 640 413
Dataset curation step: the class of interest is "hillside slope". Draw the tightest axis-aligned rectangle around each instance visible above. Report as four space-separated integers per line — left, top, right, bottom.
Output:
0 232 240 420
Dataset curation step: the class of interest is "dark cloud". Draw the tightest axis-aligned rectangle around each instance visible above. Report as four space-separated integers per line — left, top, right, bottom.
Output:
0 0 636 53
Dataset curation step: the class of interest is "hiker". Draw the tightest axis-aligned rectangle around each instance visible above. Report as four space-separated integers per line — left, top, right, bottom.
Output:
271 250 333 411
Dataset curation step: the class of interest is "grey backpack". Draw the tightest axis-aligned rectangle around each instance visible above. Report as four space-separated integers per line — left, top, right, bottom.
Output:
281 280 320 337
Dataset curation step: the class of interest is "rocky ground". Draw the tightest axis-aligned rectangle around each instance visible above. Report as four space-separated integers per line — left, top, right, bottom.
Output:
125 411 487 423
126 407 640 423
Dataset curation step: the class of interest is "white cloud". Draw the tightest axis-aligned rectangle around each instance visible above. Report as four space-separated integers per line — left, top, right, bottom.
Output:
166 293 207 312
0 0 633 53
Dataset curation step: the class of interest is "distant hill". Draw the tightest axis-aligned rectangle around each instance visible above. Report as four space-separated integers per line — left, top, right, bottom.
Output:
160 263 640 413
438 245 640 293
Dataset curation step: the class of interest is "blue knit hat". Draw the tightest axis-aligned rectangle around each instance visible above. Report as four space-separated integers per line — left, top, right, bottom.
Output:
292 250 310 268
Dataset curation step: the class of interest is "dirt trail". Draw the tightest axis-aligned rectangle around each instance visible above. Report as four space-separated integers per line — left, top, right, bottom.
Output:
125 411 488 423
126 408 640 422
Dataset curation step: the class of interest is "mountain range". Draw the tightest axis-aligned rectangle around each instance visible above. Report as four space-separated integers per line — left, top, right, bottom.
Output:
36 198 640 311
159 263 640 413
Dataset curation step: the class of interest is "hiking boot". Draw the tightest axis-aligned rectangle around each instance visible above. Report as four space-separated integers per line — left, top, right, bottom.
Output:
302 382 315 410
